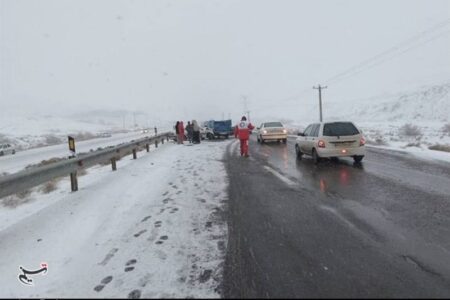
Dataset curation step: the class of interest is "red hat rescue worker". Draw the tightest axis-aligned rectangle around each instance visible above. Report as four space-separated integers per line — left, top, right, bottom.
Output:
234 116 255 157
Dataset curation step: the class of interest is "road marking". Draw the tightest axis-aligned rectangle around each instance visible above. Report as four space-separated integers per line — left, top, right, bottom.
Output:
263 165 296 186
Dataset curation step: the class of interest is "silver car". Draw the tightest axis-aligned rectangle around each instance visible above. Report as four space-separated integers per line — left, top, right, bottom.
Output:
295 121 366 163
256 122 288 143
0 143 16 156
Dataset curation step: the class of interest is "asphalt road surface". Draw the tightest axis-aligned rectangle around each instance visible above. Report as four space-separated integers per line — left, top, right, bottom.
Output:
223 135 450 298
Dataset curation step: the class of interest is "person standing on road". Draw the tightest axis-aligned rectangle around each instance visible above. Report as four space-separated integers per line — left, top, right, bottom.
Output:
177 121 185 144
175 121 181 144
192 120 201 144
234 116 254 157
186 121 194 144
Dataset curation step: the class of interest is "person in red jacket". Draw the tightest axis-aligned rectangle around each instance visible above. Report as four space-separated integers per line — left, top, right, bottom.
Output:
177 121 185 144
234 116 254 157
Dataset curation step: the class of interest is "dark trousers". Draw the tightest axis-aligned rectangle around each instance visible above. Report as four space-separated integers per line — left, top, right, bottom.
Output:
193 131 200 144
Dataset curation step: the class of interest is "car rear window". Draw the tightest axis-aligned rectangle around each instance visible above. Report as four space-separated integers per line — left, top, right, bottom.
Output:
264 122 283 127
323 122 359 136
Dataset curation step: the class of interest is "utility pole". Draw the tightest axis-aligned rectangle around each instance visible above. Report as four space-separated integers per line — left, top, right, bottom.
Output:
313 85 327 122
242 95 251 122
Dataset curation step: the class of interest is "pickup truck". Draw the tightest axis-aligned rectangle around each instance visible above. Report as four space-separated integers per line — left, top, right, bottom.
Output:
204 120 233 139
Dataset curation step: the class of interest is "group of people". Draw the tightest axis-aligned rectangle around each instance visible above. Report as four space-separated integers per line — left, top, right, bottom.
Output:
175 120 201 144
174 116 254 157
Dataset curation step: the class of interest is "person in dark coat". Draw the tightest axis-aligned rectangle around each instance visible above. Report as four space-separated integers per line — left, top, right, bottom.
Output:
186 121 194 143
192 120 201 144
175 121 180 143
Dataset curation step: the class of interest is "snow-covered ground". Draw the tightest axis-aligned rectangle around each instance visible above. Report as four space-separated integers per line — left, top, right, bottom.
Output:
0 139 231 298
0 131 155 174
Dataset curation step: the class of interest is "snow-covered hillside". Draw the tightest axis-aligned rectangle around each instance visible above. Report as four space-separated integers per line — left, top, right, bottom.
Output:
0 110 174 151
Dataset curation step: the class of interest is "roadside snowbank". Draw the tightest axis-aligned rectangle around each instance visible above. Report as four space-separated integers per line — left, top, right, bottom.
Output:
0 140 230 298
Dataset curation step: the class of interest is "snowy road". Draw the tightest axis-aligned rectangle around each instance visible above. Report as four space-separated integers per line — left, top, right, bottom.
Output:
0 140 228 298
0 131 149 174
224 135 450 298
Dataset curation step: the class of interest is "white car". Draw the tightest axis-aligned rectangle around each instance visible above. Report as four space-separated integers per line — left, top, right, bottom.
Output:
256 122 288 143
0 143 16 156
295 121 365 163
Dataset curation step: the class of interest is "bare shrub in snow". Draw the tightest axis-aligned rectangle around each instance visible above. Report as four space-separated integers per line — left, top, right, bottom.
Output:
442 123 450 136
44 134 63 146
366 138 388 146
429 144 450 153
399 124 422 137
41 180 58 194
405 142 421 148
26 157 65 170
71 131 96 141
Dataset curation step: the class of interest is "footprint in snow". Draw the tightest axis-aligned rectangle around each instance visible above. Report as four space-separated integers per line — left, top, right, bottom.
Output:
141 216 151 223
93 275 113 292
134 230 147 238
155 235 168 245
154 221 162 228
128 289 141 299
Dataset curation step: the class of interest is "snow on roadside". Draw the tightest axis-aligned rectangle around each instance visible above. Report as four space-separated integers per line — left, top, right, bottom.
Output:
0 139 230 298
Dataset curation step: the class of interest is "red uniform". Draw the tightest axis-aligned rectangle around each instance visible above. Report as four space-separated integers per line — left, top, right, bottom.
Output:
177 121 185 143
234 120 254 156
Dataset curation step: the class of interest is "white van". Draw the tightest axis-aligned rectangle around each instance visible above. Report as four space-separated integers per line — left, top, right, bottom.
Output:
0 143 16 156
295 121 365 163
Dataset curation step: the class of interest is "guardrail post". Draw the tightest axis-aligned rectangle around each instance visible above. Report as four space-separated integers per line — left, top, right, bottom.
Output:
167 135 169 142
161 138 165 145
146 144 150 152
111 158 117 171
132 149 137 159
155 139 158 148
154 127 157 135
70 172 78 192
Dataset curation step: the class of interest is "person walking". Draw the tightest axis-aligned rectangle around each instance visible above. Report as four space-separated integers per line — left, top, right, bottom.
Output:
234 116 254 157
186 121 194 143
192 120 201 144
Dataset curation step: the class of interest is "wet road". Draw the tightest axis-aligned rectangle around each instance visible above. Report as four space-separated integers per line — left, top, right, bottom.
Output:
223 135 450 298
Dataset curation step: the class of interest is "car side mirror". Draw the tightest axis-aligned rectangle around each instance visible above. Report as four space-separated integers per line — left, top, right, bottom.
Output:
256 127 260 130
298 132 305 136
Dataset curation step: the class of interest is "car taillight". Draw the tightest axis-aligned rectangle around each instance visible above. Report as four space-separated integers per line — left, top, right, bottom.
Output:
318 140 326 148
360 137 366 146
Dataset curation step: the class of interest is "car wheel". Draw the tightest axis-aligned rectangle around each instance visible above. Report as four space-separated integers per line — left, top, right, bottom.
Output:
261 138 265 144
0 151 3 156
257 136 260 143
12 150 16 155
330 157 339 163
353 155 364 163
312 149 321 164
282 139 287 144
295 145 303 160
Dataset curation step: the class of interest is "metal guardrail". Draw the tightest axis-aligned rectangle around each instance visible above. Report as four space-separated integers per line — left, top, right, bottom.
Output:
0 132 175 199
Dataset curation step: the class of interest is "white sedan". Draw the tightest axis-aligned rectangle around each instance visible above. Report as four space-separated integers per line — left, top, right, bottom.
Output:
256 122 288 143
295 121 366 163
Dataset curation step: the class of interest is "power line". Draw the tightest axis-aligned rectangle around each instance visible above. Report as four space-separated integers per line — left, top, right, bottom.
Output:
326 29 450 86
249 18 450 112
324 19 450 85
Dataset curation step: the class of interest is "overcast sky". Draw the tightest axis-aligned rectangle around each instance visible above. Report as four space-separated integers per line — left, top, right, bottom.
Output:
1 0 449 123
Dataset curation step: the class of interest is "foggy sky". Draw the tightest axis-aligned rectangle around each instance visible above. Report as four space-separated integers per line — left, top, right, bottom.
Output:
1 0 449 123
